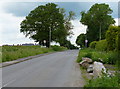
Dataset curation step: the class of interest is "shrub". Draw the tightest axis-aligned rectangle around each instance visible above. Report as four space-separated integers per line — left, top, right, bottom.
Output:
89 41 97 49
116 29 120 51
76 48 94 63
95 39 107 51
106 25 119 51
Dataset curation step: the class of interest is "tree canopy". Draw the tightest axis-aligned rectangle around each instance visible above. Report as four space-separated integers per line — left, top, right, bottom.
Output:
20 3 75 47
106 25 120 51
76 33 86 48
80 3 115 45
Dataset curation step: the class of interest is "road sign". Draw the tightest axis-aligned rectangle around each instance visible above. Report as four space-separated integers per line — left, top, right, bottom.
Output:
85 40 88 43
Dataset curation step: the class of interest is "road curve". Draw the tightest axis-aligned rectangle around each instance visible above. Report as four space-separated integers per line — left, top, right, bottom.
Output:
2 50 85 87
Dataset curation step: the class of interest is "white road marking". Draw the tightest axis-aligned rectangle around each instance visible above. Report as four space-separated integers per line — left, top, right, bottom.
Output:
2 79 16 87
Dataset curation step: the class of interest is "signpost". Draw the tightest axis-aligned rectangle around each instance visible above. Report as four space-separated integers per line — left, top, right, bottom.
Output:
85 39 88 48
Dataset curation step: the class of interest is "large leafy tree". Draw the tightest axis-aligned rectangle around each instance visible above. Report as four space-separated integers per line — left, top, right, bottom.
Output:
20 3 74 47
58 9 75 46
80 3 115 45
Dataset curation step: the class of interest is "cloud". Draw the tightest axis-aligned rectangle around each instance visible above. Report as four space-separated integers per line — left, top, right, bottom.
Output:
1 0 119 2
2 2 47 17
69 19 87 45
0 1 119 46
114 18 120 26
0 3 35 45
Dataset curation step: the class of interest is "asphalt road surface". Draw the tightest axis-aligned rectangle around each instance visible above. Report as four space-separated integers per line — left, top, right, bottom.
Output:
2 50 85 87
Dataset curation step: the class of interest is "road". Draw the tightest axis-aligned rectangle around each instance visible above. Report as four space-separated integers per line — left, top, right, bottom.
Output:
2 50 85 87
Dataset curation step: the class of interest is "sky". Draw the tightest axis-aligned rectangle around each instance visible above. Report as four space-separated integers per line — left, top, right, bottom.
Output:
0 0 119 46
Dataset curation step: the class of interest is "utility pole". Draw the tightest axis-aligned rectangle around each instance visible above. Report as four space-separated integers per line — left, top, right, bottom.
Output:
99 23 101 40
49 27 51 48
85 28 88 48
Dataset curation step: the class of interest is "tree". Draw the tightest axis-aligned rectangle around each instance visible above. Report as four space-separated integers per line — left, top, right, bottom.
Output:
20 3 75 47
106 25 120 51
58 9 75 46
116 28 120 51
80 3 115 44
76 33 86 48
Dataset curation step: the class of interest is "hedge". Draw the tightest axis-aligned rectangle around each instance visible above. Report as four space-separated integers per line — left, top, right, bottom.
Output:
95 39 107 51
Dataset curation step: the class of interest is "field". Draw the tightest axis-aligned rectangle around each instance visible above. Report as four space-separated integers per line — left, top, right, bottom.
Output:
1 45 67 62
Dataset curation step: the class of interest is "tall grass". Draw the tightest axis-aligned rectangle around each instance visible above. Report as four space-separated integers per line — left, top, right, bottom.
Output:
77 48 119 65
77 48 120 87
84 75 120 87
2 45 67 62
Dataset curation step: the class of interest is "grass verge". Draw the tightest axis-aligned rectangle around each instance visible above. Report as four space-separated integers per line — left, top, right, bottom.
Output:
1 45 67 62
84 74 120 87
77 48 120 88
77 48 119 65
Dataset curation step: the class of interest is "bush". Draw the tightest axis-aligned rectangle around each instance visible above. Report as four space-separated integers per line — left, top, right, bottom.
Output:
76 48 94 63
95 39 107 51
89 41 97 49
116 29 120 51
106 25 119 51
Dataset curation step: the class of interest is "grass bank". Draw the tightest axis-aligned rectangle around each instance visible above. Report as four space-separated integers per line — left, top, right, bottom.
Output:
77 48 120 87
84 74 120 87
2 45 67 62
77 48 119 65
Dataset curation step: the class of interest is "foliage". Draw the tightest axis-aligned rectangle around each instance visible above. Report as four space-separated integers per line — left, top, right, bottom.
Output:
106 25 120 51
68 44 79 50
116 28 120 51
84 52 92 59
92 51 119 64
95 39 107 51
2 45 67 62
77 48 119 65
76 48 94 63
60 40 78 49
20 3 75 47
84 75 120 87
51 45 67 51
76 33 86 48
89 41 97 49
80 3 115 44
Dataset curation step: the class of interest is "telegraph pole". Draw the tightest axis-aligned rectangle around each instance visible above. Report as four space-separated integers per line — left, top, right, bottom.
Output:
99 23 101 40
49 27 51 48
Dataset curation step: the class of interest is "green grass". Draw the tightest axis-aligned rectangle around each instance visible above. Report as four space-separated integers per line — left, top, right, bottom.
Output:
1 45 67 62
77 48 120 88
84 75 120 87
77 48 119 65
51 45 67 51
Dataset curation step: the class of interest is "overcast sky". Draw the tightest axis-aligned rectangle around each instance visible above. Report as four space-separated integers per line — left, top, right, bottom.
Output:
0 0 119 45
